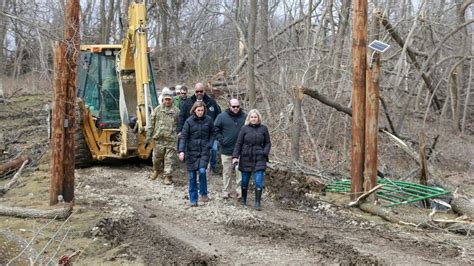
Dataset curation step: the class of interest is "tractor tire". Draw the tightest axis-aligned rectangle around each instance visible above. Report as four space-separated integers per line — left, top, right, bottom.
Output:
75 99 93 168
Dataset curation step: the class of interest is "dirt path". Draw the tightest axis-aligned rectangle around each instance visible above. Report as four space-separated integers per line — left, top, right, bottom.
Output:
74 164 472 264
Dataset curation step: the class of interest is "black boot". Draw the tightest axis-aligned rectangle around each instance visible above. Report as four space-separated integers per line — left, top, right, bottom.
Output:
255 188 262 210
240 187 247 205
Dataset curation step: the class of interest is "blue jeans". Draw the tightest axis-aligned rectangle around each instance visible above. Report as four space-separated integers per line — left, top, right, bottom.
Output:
241 170 265 189
210 140 218 170
188 168 208 204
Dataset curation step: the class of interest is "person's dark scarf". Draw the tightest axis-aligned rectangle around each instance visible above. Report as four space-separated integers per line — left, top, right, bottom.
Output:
226 108 242 118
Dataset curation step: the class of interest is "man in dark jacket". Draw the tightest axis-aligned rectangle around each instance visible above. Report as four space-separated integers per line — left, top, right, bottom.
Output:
178 82 221 172
214 99 247 199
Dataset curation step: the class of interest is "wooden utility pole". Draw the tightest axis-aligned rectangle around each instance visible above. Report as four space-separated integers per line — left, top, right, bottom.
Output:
364 9 382 197
50 0 80 205
351 0 368 199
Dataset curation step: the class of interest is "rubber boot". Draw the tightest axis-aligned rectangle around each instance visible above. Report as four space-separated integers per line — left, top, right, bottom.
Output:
255 188 262 211
240 187 247 206
149 171 159 180
163 176 173 185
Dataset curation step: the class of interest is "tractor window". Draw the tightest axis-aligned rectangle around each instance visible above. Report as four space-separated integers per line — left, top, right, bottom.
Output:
99 56 120 125
77 52 100 116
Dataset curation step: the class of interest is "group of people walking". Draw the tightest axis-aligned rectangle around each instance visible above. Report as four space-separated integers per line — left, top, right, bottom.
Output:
146 82 272 210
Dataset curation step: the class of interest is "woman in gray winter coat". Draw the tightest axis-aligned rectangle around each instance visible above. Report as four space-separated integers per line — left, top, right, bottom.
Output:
178 101 216 207
232 109 271 210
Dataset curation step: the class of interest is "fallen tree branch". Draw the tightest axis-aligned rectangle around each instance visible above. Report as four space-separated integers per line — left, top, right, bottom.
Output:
33 211 74 264
302 86 402 139
301 86 456 190
348 184 384 206
302 87 352 116
359 202 428 225
452 189 474 218
359 202 473 234
0 155 30 177
0 159 28 196
7 218 56 265
47 227 71 265
0 204 73 220
379 13 440 109
382 130 454 190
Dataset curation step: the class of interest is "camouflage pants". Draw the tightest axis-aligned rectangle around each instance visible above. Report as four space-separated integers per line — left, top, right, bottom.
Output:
152 141 177 177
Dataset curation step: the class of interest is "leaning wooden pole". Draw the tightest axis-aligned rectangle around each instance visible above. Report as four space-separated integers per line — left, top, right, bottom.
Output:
63 0 80 203
351 0 368 199
50 0 80 205
364 8 381 197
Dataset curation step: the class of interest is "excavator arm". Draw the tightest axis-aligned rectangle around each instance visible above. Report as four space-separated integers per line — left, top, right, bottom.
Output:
75 1 156 164
117 1 153 155
119 1 150 130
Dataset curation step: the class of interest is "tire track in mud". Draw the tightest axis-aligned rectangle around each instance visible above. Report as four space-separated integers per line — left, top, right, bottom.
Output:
90 167 379 264
105 214 220 264
77 165 468 264
222 218 379 264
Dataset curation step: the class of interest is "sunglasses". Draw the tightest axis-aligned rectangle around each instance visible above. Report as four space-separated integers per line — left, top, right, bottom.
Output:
195 90 204 93
231 106 240 109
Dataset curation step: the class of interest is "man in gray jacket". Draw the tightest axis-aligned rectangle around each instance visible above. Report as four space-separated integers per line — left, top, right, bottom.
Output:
214 99 247 199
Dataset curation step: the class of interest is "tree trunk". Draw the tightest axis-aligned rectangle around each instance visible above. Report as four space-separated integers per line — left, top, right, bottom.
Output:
247 0 258 108
291 86 303 161
461 60 472 134
258 0 271 117
454 1 469 131
330 0 350 84
159 0 170 72
303 0 312 49
171 0 182 80
99 0 106 43
235 0 246 61
103 0 115 43
0 0 10 75
418 132 429 208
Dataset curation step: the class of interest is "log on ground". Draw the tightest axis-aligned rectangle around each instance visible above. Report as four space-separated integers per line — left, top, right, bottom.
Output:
451 192 474 218
0 155 30 177
0 205 72 220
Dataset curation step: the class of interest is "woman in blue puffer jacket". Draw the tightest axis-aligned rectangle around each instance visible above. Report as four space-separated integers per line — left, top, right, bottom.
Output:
179 101 216 207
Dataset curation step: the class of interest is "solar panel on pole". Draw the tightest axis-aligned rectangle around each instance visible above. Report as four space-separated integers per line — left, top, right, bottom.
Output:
368 40 390 53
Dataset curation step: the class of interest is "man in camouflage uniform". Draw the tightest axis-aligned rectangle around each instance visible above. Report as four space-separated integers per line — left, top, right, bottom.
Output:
146 91 179 185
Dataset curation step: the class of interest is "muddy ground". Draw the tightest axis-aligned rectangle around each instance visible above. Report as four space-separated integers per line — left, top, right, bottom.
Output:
0 93 473 265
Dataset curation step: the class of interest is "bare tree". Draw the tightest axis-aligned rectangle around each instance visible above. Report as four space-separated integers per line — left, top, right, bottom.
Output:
247 0 257 107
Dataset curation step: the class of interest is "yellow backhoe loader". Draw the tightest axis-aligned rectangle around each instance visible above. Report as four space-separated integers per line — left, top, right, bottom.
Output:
75 1 157 167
